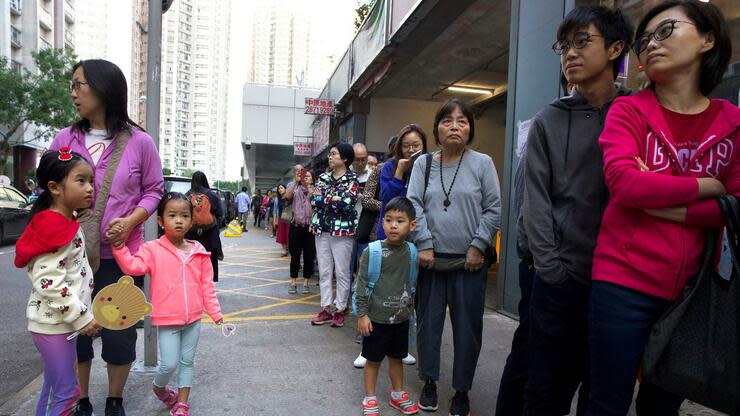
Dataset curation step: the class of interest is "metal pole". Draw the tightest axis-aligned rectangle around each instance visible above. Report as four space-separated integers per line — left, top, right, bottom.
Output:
142 0 163 368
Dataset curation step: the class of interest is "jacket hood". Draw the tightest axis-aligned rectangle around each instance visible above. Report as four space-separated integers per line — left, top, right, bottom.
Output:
154 235 209 259
617 88 740 141
550 84 632 111
15 210 79 268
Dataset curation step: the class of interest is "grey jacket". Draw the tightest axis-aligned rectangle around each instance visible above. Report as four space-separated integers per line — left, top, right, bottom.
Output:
522 86 630 285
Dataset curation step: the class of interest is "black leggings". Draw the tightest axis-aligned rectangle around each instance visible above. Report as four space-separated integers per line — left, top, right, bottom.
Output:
288 224 316 279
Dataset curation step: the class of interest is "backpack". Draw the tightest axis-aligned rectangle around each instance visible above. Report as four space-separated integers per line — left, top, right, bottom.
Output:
351 240 418 316
190 192 216 228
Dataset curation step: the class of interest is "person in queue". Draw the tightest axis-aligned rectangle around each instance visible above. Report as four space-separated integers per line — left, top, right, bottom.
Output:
310 143 360 328
407 99 501 416
50 58 164 416
588 1 737 414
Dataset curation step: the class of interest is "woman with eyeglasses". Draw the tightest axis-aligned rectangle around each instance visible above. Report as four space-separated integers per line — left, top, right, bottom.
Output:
588 1 738 415
309 143 359 328
49 59 164 416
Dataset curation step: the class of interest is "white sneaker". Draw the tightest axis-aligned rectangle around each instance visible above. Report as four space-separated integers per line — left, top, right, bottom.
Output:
402 353 416 365
353 353 367 368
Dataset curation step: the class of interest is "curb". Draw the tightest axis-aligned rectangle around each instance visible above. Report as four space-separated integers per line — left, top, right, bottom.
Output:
0 373 42 416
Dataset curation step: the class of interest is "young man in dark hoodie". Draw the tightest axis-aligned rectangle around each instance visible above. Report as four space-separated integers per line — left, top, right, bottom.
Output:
519 7 633 415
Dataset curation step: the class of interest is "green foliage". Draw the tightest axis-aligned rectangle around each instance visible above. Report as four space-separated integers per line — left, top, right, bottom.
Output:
162 167 173 175
354 0 377 30
0 48 78 175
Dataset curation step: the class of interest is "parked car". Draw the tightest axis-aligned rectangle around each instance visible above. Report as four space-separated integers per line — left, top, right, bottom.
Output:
0 185 31 244
163 175 191 194
222 191 236 223
210 188 228 226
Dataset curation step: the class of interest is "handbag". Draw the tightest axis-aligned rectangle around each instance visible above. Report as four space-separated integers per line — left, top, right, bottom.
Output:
280 201 293 222
642 195 740 415
77 131 131 273
355 177 380 244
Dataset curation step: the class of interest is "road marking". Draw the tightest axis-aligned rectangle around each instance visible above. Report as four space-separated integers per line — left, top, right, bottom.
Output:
204 314 317 323
220 294 320 318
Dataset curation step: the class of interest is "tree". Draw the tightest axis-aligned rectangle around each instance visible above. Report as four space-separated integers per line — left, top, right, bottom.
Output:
162 167 172 176
354 0 377 30
0 48 78 176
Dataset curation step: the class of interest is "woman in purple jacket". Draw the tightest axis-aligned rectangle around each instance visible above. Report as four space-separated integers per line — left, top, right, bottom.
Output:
376 124 429 240
49 59 163 416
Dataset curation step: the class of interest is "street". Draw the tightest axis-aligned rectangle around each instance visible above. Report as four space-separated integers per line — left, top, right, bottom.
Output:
0 243 43 407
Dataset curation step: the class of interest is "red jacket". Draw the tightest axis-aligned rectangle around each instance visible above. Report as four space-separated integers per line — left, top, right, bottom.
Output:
112 236 223 326
593 89 740 300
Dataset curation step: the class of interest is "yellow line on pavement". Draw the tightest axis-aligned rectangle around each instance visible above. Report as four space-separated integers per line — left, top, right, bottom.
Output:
221 294 320 318
204 314 316 323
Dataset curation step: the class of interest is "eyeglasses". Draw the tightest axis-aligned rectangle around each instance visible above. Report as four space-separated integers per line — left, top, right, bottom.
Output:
552 32 606 55
328 151 340 157
70 80 88 92
402 143 422 151
633 19 695 56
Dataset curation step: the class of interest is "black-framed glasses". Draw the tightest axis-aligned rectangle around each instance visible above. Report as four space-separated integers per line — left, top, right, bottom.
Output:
633 19 696 56
70 80 88 92
552 32 605 55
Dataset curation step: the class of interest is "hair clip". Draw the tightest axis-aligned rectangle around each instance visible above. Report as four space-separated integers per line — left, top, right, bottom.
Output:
58 147 73 162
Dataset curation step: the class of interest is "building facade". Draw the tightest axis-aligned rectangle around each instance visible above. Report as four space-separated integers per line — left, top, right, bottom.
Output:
151 0 231 180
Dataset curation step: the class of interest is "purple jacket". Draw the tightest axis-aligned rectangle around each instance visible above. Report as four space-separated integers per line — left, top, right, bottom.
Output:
50 127 164 259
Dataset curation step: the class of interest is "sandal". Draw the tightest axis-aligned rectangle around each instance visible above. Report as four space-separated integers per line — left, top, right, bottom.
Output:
170 402 190 416
153 385 178 408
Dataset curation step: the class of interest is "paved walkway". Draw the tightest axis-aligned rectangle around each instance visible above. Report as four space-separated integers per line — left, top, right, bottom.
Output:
3 222 725 415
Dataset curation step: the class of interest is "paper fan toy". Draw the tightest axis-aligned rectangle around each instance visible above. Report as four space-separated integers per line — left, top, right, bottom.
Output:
93 275 152 330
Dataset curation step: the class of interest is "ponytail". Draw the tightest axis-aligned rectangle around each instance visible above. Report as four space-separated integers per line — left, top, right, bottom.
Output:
28 190 52 220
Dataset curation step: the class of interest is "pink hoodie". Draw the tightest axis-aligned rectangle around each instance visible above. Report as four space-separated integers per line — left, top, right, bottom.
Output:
593 89 740 301
112 236 223 326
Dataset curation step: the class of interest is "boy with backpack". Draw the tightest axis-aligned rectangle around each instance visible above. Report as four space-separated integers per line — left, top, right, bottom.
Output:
354 196 420 416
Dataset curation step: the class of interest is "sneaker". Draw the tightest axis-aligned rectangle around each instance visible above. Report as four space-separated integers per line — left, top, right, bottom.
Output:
153 385 178 408
390 391 419 415
353 353 367 368
362 398 380 416
104 397 125 416
418 379 438 412
402 353 417 365
330 311 345 327
73 398 94 416
170 402 190 416
288 285 297 294
302 285 310 294
355 334 363 344
448 391 470 416
311 309 333 325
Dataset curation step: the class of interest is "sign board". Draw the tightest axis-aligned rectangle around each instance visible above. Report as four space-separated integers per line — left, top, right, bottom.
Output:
294 142 313 156
312 116 331 156
305 98 334 115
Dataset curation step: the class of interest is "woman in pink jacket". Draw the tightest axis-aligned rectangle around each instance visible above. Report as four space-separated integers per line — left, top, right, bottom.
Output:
112 192 223 416
587 2 738 415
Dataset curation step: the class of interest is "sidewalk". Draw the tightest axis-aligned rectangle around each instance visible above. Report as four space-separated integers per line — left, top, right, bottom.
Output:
4 223 725 415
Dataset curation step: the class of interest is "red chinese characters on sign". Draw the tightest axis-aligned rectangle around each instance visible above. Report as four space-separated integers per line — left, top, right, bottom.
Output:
305 98 334 115
294 142 312 157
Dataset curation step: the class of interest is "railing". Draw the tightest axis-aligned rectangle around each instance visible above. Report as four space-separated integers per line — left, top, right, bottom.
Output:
64 30 74 48
11 26 22 48
10 0 21 15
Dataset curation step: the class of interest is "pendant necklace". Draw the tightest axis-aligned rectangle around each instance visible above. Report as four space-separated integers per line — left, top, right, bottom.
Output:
439 149 465 211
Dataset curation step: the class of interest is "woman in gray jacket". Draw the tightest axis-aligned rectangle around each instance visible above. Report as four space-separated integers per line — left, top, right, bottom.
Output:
408 99 501 416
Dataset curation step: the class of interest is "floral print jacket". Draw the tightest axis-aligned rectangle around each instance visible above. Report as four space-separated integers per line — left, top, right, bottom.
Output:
310 170 359 236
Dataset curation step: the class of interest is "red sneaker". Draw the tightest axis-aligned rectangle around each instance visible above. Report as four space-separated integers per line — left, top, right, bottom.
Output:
330 310 345 327
311 309 333 325
389 391 419 415
362 398 380 416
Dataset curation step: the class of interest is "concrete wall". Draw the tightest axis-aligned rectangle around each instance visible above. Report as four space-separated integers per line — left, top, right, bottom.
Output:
365 96 507 185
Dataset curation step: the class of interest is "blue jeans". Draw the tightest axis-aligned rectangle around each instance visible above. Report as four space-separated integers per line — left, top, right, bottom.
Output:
587 281 684 416
524 273 589 416
155 321 201 388
495 260 535 416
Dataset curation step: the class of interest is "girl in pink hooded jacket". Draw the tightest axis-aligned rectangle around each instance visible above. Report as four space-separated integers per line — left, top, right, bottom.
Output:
112 192 223 416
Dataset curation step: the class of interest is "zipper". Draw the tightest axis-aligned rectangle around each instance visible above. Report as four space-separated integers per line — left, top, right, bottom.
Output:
181 255 189 322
